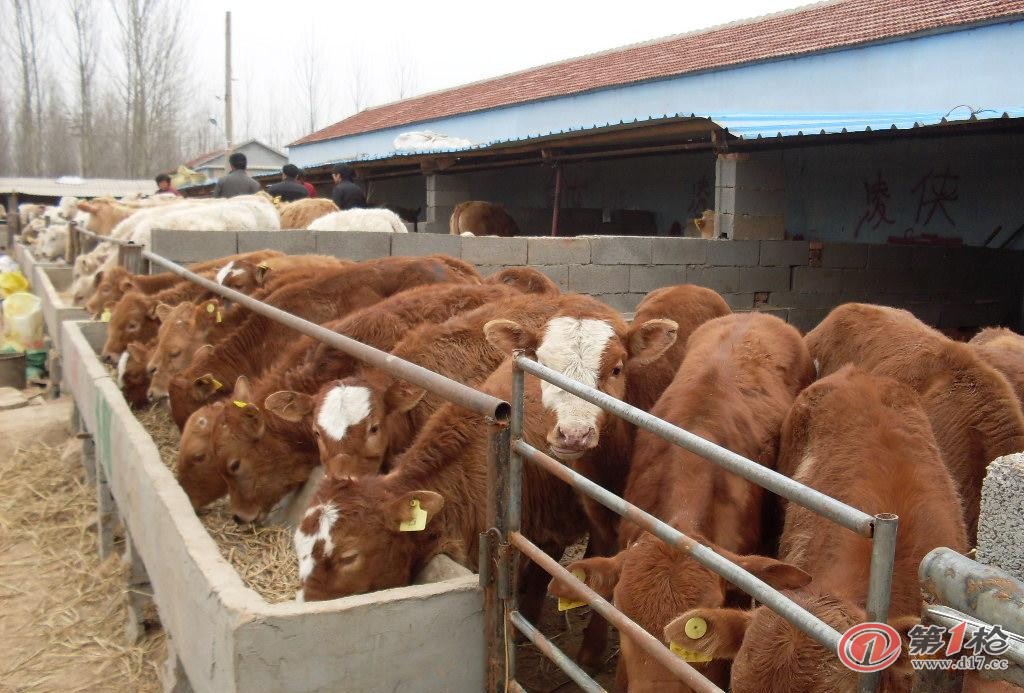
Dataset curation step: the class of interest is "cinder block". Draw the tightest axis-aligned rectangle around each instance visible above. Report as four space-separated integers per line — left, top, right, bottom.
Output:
687 266 740 294
732 151 784 189
425 174 468 193
787 308 830 333
417 221 450 235
426 188 468 207
767 290 843 310
237 231 316 254
533 264 569 290
391 233 462 258
715 185 736 213
590 236 653 265
731 214 785 241
706 240 759 266
977 453 1024 581
594 293 644 314
652 238 707 265
314 230 392 261
735 266 790 293
150 230 237 262
722 293 755 310
821 243 869 269
527 237 591 265
715 154 739 188
866 243 914 270
568 264 629 294
426 205 455 224
792 267 847 293
461 236 528 265
629 265 687 293
760 241 809 267
754 306 790 322
733 187 786 217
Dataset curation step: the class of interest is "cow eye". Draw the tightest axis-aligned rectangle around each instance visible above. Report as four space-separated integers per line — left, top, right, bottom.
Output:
227 459 241 474
312 428 321 438
126 322 139 332
612 365 622 376
368 423 379 434
336 550 359 568
170 350 182 359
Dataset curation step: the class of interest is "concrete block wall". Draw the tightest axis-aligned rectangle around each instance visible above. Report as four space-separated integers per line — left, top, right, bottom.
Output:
977 453 1024 582
150 229 1023 332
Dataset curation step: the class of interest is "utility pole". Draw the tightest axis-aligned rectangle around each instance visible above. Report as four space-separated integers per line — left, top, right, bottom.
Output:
224 11 234 151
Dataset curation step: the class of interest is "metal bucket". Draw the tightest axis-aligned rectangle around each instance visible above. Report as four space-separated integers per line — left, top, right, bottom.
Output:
0 351 27 389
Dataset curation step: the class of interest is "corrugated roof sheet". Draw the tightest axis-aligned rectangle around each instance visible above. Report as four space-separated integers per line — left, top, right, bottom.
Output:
292 0 1024 147
0 177 157 199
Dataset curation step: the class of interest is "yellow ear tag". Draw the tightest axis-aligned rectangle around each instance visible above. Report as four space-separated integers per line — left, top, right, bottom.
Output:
684 617 708 640
257 262 269 270
233 400 249 408
216 310 222 323
557 569 588 611
206 303 215 313
100 308 111 322
670 641 713 663
209 377 223 390
399 499 428 532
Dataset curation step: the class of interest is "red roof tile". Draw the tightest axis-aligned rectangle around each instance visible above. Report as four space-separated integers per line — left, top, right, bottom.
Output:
292 0 1024 147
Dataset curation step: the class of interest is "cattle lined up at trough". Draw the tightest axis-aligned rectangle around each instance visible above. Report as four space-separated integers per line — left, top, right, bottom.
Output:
79 240 1024 692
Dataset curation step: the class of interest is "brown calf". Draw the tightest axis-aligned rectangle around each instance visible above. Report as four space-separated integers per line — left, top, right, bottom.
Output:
665 366 968 693
805 303 1024 539
215 254 347 295
167 255 481 428
969 326 1024 407
483 266 561 296
279 198 338 229
146 299 237 401
117 341 154 409
448 201 519 237
624 285 731 413
549 312 814 691
181 283 519 512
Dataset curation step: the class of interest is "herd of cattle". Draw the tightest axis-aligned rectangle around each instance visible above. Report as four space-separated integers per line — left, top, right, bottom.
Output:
57 238 1024 691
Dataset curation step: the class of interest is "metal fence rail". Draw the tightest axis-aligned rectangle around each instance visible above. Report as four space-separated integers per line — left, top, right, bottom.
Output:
67 222 147 274
486 352 900 693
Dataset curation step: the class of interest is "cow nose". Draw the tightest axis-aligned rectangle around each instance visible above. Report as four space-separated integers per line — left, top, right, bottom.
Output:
232 514 246 524
147 365 156 376
555 425 595 451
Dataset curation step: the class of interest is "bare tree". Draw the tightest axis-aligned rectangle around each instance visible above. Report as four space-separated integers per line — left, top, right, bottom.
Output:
63 0 99 176
297 27 328 133
348 48 372 114
7 0 46 176
390 41 419 101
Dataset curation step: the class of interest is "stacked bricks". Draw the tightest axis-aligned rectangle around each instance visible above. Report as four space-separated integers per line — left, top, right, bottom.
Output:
150 229 1024 333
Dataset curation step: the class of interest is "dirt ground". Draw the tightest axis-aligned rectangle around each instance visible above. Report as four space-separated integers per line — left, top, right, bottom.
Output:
0 402 163 693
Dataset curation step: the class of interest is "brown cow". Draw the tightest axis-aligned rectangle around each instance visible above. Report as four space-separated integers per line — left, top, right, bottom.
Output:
548 312 814 690
181 282 519 512
279 198 338 229
276 292 569 479
805 303 1024 540
146 299 237 401
117 341 154 409
483 266 561 295
85 250 283 318
167 255 481 428
664 366 968 693
100 280 216 362
449 201 519 237
624 285 731 413
969 326 1024 407
215 254 347 295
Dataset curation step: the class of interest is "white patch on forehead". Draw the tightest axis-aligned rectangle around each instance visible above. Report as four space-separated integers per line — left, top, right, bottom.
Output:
116 351 129 387
294 502 339 581
317 385 371 441
535 317 615 429
215 260 235 285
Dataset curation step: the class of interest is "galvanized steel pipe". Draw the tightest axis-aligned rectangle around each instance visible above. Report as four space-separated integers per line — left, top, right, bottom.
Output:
919 548 1024 638
514 355 875 536
508 610 606 693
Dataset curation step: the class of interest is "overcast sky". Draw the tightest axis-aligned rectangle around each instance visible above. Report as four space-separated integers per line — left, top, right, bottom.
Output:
187 0 810 147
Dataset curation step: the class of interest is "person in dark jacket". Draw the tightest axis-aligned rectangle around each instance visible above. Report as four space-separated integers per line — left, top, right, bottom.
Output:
267 164 309 202
297 170 317 198
213 152 261 198
331 163 367 210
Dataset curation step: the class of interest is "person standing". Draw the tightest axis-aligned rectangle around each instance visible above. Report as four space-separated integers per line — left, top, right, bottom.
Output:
297 170 317 198
154 173 182 197
330 163 367 210
267 164 309 202
213 152 261 198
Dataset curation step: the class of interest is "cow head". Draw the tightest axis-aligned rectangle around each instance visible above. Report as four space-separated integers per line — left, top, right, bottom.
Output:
485 304 677 460
85 265 131 318
176 403 227 508
267 375 425 478
118 342 153 409
167 358 224 430
101 291 161 362
147 301 225 401
484 267 560 296
213 376 318 523
294 475 444 601
215 259 261 294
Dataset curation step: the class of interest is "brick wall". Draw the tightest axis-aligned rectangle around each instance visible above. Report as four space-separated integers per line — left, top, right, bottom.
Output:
151 230 1024 332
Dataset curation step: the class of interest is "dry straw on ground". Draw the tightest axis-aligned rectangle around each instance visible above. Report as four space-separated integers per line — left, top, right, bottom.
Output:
135 403 299 603
0 443 163 693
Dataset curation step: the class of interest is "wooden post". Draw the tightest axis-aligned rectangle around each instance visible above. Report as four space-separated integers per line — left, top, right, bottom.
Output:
550 164 563 237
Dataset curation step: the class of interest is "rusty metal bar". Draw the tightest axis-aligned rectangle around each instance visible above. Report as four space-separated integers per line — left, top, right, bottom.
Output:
860 513 900 693
484 425 513 693
550 163 563 237
515 440 844 652
143 250 511 421
510 531 724 693
920 548 1024 639
514 354 874 536
508 610 605 693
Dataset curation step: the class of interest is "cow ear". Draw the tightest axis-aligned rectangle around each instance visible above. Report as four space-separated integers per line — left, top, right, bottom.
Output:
234 400 265 439
119 277 138 293
483 319 538 354
547 553 624 602
93 271 104 287
384 380 426 414
664 607 752 661
232 375 253 403
724 552 812 591
255 262 271 285
264 390 315 423
387 490 444 532
154 303 174 322
192 373 224 401
627 319 678 363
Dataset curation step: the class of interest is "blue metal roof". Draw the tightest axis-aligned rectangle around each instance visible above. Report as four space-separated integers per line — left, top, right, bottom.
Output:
300 107 1024 168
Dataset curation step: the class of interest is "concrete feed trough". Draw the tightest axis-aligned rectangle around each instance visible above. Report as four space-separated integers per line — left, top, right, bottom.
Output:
60 319 484 693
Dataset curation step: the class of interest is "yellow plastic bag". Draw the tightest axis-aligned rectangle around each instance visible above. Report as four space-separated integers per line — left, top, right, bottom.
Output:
2 292 43 352
0 270 29 297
